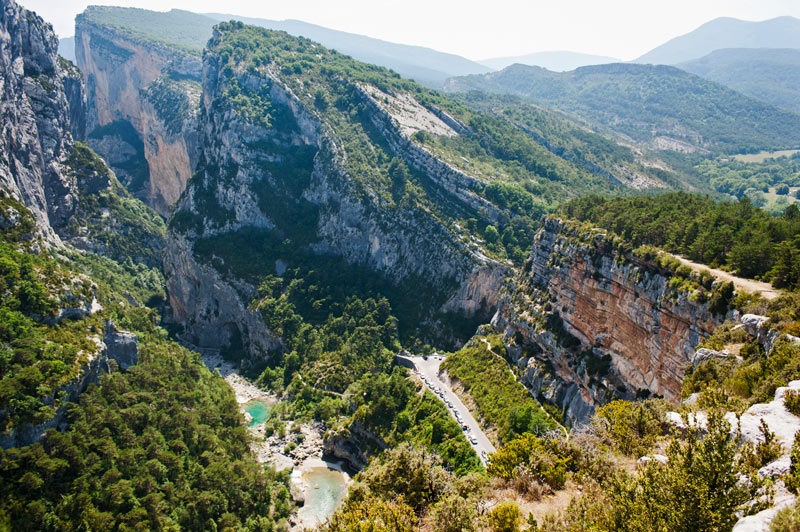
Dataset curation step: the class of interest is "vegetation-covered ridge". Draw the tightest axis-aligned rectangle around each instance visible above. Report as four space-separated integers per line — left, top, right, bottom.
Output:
561 192 800 289
77 6 214 54
452 92 687 191
181 22 646 259
441 333 559 443
63 141 167 269
445 62 800 154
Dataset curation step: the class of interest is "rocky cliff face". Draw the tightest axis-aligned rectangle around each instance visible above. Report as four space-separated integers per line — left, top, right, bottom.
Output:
494 218 728 425
75 12 201 215
0 0 84 242
164 27 510 358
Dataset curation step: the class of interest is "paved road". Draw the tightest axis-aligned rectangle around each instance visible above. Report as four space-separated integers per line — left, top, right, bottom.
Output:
397 354 496 465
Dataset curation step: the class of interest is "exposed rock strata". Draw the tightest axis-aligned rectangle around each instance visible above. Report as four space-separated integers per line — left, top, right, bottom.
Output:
494 218 728 424
165 31 509 356
75 14 201 214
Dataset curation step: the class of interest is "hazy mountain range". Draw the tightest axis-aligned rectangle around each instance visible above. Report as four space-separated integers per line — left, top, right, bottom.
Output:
479 51 619 72
634 16 800 65
677 48 800 113
444 62 800 154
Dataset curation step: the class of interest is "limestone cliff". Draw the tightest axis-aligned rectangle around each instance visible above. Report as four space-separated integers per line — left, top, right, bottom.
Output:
75 10 201 215
0 0 84 242
164 25 511 358
494 217 731 425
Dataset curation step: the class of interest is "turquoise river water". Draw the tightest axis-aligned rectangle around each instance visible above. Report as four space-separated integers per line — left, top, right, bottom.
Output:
244 400 271 427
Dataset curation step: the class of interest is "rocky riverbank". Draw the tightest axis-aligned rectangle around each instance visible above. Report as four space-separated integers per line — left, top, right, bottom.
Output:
200 352 351 529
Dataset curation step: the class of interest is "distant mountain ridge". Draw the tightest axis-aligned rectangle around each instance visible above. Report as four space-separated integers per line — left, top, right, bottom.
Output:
480 50 619 71
57 35 74 61
678 48 800 113
64 7 490 88
205 13 491 87
444 62 800 154
635 16 800 65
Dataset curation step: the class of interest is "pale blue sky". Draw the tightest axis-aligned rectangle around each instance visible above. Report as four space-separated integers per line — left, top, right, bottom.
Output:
25 0 800 61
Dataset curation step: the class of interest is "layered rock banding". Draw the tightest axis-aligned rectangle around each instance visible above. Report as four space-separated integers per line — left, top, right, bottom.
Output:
75 9 202 215
494 218 729 424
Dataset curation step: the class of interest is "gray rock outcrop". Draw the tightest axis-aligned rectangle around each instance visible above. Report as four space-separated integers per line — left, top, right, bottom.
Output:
0 0 84 242
164 29 510 358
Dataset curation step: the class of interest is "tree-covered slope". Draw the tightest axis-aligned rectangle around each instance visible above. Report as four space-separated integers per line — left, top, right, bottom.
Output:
679 48 800 114
206 13 490 88
165 21 675 358
444 63 800 154
453 92 688 190
0 201 292 530
77 7 214 55
561 192 800 288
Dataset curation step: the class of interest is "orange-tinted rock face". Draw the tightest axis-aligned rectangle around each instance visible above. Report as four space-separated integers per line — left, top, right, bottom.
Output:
494 218 727 424
550 254 719 402
74 18 200 215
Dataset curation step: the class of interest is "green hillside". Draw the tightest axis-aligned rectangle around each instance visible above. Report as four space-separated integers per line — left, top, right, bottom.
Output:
79 7 214 54
444 63 800 154
0 171 290 531
679 48 800 113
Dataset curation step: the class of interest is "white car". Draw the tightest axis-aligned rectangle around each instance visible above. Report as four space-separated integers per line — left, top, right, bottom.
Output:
470 436 478 445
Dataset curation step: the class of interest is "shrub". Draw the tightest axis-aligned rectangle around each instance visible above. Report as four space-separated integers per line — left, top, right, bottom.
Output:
321 496 416 532
785 390 800 416
430 494 479 532
488 433 570 490
786 434 800 495
591 399 668 456
771 503 800 532
488 501 521 532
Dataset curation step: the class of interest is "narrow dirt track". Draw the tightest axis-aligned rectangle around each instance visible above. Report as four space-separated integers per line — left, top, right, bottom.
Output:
671 254 781 300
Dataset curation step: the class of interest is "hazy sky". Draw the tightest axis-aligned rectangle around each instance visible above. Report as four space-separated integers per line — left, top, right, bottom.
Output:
25 0 800 61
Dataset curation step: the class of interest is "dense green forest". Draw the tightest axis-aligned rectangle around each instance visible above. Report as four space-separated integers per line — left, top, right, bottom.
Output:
561 192 800 288
1 321 293 531
441 335 557 442
0 198 292 530
446 63 800 154
695 152 800 213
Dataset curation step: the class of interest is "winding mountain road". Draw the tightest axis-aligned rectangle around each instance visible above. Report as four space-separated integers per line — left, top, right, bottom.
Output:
397 354 496 465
